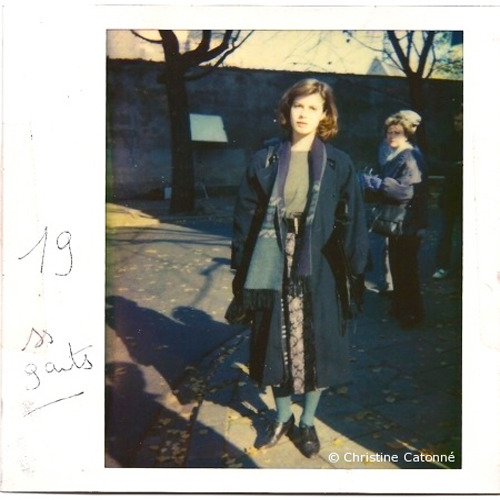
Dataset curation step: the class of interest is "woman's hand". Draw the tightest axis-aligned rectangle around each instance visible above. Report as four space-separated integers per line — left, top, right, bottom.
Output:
359 173 382 191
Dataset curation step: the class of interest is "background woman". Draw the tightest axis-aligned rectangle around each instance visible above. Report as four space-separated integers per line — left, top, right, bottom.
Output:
230 79 368 458
372 110 422 296
361 114 428 329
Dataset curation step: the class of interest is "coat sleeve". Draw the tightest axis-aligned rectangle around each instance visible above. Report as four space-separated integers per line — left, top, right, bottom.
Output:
340 158 370 276
231 151 265 271
380 152 421 202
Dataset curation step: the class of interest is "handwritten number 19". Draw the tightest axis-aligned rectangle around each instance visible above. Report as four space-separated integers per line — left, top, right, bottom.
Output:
18 226 73 276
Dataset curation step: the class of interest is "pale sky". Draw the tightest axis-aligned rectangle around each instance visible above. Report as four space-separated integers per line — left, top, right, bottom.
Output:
106 30 461 79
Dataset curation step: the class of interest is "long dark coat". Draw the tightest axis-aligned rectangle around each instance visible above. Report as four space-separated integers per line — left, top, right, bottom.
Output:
231 140 369 389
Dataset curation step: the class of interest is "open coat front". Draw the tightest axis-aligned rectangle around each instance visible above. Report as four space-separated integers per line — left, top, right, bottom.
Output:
231 141 369 389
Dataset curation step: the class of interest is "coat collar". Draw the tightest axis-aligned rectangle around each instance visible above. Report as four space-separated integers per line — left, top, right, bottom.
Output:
255 140 336 195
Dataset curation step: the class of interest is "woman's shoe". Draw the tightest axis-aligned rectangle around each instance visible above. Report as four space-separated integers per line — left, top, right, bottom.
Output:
297 424 320 458
259 414 295 449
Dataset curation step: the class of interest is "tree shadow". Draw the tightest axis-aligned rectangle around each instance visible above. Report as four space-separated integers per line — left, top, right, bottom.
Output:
106 296 238 400
105 360 259 468
105 361 164 466
105 296 259 467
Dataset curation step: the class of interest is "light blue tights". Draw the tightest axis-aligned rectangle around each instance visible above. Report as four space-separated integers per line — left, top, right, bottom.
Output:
273 387 324 427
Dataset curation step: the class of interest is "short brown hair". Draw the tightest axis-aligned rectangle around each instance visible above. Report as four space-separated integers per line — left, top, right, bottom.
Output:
384 114 417 143
277 78 339 140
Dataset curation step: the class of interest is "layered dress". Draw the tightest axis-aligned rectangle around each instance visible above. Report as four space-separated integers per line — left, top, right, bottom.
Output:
231 138 369 393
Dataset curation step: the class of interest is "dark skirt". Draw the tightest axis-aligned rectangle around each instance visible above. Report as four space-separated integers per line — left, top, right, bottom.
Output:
274 232 320 395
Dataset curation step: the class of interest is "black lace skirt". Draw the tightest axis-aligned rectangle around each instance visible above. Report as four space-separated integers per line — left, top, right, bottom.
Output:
275 232 319 395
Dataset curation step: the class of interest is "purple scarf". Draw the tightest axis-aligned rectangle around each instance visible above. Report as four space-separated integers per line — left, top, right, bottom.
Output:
243 138 327 309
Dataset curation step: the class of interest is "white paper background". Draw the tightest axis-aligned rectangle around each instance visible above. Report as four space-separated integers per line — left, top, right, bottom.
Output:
1 1 499 495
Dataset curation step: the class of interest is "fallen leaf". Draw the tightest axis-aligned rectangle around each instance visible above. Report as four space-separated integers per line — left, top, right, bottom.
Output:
353 410 372 421
386 440 406 450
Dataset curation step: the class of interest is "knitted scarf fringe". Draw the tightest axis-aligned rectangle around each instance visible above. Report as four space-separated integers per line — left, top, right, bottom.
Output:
243 276 312 311
242 289 278 310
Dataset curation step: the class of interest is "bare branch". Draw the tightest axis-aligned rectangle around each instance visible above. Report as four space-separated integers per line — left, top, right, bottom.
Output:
424 42 438 79
416 31 435 77
185 31 254 81
182 30 232 67
189 30 212 59
131 30 163 44
203 30 233 61
232 30 254 50
345 30 386 55
387 30 413 75
406 31 413 61
382 50 404 73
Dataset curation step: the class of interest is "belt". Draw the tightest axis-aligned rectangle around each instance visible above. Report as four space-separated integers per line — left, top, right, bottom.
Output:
286 213 304 234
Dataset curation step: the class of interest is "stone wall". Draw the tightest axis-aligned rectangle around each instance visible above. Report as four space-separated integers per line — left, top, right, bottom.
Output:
106 59 462 199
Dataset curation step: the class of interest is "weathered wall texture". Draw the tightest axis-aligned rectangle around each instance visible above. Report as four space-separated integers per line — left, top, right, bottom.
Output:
106 59 462 200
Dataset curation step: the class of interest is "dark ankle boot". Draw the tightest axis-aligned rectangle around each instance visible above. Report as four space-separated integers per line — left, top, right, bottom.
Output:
259 414 295 449
297 423 320 458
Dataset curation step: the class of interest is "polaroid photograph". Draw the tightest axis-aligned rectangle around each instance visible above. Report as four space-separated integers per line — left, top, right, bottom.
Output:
1 1 499 496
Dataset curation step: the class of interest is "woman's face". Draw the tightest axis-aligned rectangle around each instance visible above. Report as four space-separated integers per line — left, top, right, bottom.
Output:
386 124 408 149
290 93 326 140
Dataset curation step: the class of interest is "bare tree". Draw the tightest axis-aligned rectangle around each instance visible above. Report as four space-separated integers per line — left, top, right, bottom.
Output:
344 30 461 155
385 31 436 108
132 30 253 213
386 31 436 154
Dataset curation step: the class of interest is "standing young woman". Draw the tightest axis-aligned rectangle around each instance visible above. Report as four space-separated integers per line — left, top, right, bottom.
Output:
230 79 369 458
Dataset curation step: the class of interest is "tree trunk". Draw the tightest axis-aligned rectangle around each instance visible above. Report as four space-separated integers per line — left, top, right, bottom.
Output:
407 74 429 158
164 65 195 214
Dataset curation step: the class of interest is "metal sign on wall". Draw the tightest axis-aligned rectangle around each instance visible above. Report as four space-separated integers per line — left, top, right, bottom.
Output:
190 113 228 143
